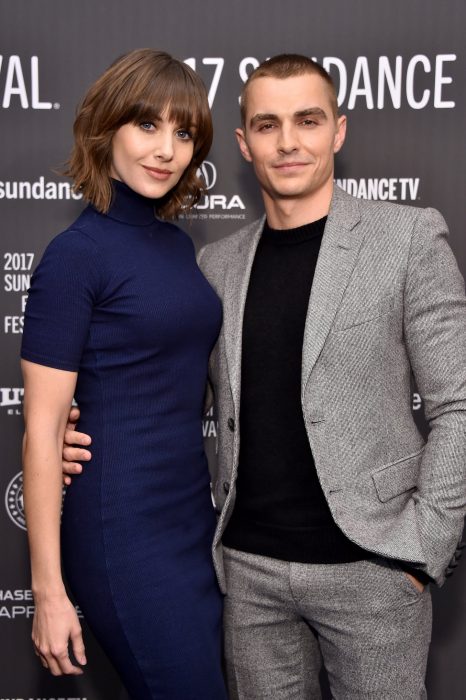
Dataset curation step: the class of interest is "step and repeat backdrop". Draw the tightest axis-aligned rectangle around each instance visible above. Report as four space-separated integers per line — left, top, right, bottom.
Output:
1 0 465 698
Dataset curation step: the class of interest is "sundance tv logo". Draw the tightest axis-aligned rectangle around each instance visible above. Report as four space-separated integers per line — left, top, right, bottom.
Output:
5 472 26 530
336 177 420 201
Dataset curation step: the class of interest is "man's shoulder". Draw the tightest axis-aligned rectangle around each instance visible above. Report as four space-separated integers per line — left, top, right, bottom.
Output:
339 187 436 228
197 216 265 269
333 187 447 249
361 196 425 221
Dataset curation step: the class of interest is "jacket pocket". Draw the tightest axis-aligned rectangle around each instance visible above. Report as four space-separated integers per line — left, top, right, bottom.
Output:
372 448 424 503
332 295 394 332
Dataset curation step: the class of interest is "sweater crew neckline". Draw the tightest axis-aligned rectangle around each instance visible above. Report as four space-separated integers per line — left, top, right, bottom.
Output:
262 216 327 245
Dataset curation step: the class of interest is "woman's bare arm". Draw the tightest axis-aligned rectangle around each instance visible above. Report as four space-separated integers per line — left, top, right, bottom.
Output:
22 359 87 675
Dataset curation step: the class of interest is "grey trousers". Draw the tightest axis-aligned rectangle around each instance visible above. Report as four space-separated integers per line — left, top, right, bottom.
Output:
223 547 432 700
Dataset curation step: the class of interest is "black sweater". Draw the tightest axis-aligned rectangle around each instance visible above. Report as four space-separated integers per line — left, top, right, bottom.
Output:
223 217 372 563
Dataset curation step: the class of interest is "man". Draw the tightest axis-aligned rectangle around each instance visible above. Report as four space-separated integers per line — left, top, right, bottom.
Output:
63 55 466 698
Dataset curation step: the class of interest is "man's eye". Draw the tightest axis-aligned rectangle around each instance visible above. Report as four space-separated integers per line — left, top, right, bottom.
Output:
301 119 317 127
258 123 274 131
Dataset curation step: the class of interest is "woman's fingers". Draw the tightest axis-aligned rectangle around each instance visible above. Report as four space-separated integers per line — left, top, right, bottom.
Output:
35 641 83 676
53 645 84 675
70 625 87 667
32 602 85 676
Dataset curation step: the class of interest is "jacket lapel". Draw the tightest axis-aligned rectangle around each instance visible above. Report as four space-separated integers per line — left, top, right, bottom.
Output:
302 186 364 396
223 216 265 413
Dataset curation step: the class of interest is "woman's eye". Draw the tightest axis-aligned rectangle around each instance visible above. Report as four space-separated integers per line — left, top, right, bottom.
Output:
140 122 155 131
176 129 193 140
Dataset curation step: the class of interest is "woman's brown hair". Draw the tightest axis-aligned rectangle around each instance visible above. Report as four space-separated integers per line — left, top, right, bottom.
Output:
65 49 213 219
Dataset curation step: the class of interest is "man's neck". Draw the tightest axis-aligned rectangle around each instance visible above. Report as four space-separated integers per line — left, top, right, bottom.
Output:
263 183 333 230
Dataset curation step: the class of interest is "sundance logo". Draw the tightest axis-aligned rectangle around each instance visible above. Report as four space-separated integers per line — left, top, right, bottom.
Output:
240 54 457 110
0 177 82 200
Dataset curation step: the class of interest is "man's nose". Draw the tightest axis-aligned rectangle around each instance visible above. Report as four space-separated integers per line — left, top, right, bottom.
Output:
277 124 298 153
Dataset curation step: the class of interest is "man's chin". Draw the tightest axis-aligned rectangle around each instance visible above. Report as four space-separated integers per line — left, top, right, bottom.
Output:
270 187 314 200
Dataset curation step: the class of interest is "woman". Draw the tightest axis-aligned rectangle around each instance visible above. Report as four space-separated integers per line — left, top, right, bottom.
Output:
21 49 227 699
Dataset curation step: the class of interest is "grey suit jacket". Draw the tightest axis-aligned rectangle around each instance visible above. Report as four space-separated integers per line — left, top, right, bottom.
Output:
198 185 466 592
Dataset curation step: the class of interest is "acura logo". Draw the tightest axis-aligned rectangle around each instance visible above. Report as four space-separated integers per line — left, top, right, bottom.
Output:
197 160 217 191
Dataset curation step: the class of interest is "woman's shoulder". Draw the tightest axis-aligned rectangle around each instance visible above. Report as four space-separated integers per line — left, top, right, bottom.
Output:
44 207 106 258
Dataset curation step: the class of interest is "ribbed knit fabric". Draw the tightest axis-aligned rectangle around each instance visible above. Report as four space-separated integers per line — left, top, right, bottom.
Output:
223 217 373 564
21 179 227 699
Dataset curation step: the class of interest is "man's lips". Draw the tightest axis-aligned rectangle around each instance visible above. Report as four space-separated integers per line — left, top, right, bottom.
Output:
272 161 310 170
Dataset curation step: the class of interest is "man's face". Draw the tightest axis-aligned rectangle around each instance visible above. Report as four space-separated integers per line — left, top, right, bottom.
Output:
236 73 346 206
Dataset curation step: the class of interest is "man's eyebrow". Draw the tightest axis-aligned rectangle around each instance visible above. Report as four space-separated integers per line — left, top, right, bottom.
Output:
294 107 328 120
249 107 328 128
249 113 278 128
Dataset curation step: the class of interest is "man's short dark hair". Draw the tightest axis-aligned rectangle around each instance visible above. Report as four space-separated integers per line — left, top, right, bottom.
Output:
240 54 338 126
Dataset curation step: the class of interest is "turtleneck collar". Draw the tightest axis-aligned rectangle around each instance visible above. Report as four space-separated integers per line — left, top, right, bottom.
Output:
262 215 327 246
104 178 159 226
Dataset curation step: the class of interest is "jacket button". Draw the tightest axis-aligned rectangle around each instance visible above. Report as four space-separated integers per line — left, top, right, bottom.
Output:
223 481 230 494
227 417 235 431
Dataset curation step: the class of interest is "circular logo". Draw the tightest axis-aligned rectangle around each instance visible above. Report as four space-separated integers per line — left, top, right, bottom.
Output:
5 472 26 530
197 160 217 191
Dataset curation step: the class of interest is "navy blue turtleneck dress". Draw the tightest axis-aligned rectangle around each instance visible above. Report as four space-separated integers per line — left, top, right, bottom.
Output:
21 181 226 699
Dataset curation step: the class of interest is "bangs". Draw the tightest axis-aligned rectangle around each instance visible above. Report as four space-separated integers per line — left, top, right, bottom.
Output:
122 62 208 133
68 49 213 216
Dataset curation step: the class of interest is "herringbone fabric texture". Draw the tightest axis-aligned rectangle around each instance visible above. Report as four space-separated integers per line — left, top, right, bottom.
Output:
198 186 466 591
222 546 431 699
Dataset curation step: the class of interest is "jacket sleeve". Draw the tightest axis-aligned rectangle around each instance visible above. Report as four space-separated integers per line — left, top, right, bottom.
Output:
404 207 466 585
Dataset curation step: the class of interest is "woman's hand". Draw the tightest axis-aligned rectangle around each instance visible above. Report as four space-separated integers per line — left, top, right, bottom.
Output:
32 592 87 675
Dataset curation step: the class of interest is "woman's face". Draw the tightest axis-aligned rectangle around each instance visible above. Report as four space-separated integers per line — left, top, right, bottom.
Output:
110 113 195 199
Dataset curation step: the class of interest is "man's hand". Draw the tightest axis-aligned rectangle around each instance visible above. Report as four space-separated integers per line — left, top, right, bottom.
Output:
62 407 92 486
404 572 425 594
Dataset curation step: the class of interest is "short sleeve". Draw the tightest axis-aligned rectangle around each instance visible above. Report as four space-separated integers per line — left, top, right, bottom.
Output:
21 230 101 371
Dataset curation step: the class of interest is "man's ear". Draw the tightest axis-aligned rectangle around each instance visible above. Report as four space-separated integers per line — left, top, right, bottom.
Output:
235 128 253 162
333 115 347 154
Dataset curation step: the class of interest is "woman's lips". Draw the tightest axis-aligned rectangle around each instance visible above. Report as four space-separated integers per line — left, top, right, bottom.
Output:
142 165 173 180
